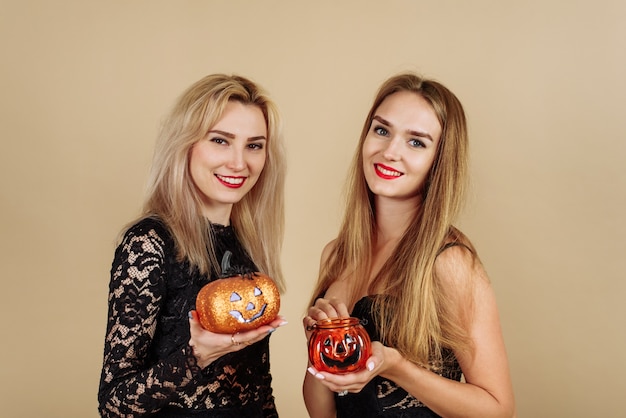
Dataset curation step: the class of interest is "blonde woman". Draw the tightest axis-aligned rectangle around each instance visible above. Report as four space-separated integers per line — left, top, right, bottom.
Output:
98 74 287 417
303 73 515 417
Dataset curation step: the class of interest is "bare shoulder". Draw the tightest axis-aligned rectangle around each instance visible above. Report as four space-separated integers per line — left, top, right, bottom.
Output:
319 239 338 266
434 231 491 297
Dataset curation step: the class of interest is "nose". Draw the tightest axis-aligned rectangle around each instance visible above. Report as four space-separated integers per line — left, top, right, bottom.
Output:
382 137 401 161
226 146 246 171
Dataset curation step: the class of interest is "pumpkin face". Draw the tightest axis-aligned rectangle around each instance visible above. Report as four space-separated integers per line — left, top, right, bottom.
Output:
308 317 371 374
196 272 280 333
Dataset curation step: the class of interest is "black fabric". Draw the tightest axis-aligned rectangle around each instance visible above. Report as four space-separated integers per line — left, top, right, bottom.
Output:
98 217 277 417
335 296 462 418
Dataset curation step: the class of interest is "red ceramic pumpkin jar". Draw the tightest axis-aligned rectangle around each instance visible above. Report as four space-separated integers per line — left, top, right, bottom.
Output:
308 317 372 374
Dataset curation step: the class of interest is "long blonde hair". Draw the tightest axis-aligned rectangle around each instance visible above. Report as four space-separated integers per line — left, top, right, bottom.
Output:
134 74 286 291
310 73 471 365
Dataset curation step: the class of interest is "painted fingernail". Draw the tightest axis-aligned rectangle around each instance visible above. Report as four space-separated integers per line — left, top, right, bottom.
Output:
187 311 193 319
279 320 288 326
268 328 276 334
367 361 375 371
307 367 324 379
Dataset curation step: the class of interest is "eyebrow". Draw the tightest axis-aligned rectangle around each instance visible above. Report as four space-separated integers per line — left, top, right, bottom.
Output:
372 115 434 142
208 129 267 141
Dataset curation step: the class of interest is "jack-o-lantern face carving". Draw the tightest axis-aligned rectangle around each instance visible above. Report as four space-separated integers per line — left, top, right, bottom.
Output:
228 285 267 323
320 332 361 368
308 317 371 374
196 251 280 333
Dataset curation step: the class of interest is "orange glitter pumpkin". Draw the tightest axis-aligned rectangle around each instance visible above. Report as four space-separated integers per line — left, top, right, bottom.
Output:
196 251 280 333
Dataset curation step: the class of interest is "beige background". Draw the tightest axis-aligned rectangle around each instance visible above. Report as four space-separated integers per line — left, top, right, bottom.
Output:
1 1 625 417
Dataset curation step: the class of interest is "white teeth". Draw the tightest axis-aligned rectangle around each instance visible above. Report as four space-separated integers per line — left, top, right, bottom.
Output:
377 165 401 177
216 175 244 185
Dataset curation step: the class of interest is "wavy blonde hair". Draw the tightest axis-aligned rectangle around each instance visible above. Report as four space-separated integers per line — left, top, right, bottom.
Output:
134 74 286 291
310 73 472 365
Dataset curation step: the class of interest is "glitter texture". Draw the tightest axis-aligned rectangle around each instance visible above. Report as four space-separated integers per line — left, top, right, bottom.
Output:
196 273 280 333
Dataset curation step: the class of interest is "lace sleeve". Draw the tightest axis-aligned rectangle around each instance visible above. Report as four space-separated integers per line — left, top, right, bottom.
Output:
262 368 278 417
97 223 201 417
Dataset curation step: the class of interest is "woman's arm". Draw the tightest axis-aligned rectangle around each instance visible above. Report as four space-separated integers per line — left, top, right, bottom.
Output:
306 245 515 417
261 366 279 418
302 239 351 418
98 224 199 417
376 246 516 416
303 369 337 418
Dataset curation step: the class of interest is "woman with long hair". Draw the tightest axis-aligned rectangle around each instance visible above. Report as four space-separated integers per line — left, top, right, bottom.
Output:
303 73 515 417
98 74 287 417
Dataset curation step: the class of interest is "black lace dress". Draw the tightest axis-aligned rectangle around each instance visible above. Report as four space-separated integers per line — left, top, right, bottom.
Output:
335 296 462 418
98 217 278 417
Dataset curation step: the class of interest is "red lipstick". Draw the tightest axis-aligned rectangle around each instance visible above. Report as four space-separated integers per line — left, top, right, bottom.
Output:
374 164 402 180
215 174 246 189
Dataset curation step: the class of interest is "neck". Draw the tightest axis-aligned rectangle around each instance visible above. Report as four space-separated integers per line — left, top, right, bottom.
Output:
374 195 422 244
201 203 233 226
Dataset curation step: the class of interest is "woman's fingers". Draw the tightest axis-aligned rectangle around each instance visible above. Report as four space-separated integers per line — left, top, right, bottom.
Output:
188 311 288 368
233 316 288 346
303 315 317 330
336 303 350 317
308 298 351 320
307 366 378 394
305 344 388 393
306 367 365 393
188 310 205 339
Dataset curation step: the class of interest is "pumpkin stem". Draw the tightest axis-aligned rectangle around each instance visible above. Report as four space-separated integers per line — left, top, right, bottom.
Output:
221 251 233 274
219 250 255 278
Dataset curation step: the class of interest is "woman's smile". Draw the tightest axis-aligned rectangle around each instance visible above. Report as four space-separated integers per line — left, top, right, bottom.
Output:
374 163 403 179
215 174 247 188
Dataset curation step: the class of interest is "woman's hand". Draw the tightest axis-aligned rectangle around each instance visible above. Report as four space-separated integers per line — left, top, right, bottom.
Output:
305 342 397 395
188 310 287 369
302 297 351 339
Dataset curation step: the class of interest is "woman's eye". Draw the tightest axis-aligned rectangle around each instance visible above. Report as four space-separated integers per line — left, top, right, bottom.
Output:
210 137 228 145
409 138 426 148
248 142 264 150
374 126 389 136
